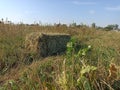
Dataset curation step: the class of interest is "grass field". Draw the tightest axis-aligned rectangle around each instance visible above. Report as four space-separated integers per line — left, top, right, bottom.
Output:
0 23 120 90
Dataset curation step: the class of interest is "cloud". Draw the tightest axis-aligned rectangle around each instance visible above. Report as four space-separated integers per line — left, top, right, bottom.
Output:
106 6 120 11
89 10 95 14
72 1 96 5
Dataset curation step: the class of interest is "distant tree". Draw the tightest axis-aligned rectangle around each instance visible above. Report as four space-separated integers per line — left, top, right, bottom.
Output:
61 24 67 27
91 23 96 28
97 26 103 30
76 24 81 28
1 18 4 22
70 22 76 27
105 25 113 30
0 18 4 24
54 23 61 27
114 24 119 30
80 23 88 27
105 24 119 31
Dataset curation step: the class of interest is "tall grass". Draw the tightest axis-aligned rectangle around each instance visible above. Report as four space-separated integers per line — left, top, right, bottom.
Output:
0 23 120 89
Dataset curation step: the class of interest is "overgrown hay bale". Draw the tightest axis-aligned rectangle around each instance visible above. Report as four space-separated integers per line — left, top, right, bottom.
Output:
25 32 71 57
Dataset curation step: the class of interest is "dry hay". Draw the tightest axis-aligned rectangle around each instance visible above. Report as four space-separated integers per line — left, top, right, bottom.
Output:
25 32 71 57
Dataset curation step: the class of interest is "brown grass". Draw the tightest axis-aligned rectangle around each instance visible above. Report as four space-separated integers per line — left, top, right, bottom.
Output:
0 23 120 89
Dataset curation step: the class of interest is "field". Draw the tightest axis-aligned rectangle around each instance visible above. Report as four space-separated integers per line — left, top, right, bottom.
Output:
0 23 120 90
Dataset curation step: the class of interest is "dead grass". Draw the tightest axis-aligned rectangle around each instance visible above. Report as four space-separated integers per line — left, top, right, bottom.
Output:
0 23 120 89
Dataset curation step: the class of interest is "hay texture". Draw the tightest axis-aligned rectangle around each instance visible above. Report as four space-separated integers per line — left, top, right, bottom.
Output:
25 32 70 57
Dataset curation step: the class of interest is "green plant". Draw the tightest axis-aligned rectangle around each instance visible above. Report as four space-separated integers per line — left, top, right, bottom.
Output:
56 37 97 90
77 65 97 90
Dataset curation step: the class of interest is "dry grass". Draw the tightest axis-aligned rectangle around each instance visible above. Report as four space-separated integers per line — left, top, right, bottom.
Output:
0 23 120 89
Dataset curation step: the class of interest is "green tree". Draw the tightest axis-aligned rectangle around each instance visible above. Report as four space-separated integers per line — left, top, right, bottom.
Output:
91 23 96 28
105 24 119 31
114 24 119 30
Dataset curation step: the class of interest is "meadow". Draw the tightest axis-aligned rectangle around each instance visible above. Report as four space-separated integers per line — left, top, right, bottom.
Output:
0 23 120 90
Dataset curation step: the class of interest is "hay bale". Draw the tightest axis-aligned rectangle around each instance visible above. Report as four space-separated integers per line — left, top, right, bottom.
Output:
25 32 70 57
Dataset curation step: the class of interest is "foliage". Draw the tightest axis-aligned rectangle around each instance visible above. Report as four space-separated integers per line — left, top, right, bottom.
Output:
105 24 119 31
91 23 96 28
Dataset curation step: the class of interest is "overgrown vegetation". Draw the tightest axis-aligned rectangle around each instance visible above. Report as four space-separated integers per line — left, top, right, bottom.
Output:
0 22 120 90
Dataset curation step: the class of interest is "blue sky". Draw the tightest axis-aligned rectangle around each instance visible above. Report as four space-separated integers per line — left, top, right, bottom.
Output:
0 0 120 26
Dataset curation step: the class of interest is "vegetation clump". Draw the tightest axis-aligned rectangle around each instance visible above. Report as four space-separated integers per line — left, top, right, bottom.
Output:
25 32 70 57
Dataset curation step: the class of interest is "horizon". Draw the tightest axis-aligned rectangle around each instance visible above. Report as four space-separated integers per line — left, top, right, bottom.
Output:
0 0 120 27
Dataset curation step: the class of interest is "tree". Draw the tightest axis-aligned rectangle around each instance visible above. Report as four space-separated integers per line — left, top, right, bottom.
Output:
91 23 96 28
69 22 76 27
114 24 119 30
1 18 4 22
105 24 119 31
0 18 4 24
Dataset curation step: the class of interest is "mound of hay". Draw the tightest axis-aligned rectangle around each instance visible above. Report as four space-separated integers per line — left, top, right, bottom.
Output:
25 32 70 57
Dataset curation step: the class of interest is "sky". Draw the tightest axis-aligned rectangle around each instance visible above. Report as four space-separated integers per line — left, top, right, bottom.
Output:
0 0 120 26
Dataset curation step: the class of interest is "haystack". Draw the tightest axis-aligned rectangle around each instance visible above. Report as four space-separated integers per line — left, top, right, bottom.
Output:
25 32 70 57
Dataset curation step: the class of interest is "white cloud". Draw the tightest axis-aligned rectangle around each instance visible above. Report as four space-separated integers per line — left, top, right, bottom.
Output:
72 1 96 5
106 6 120 11
89 10 95 14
